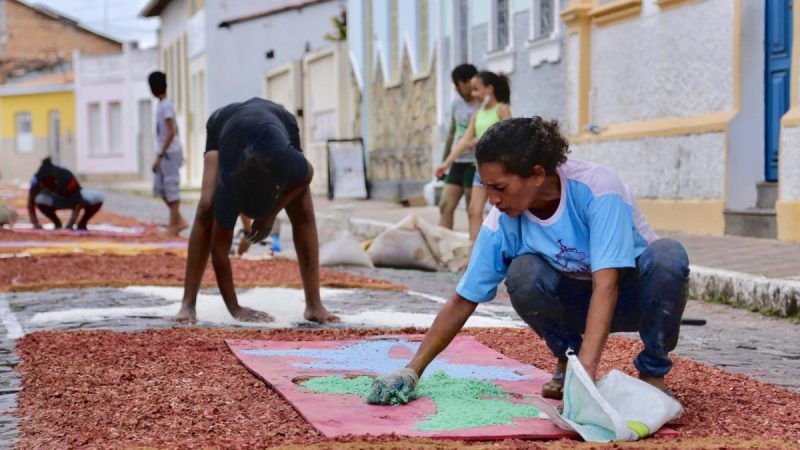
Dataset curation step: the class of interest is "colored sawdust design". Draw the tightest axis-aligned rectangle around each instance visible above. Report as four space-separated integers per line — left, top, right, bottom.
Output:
0 253 403 292
0 229 183 244
241 339 529 381
0 240 187 256
13 329 800 449
301 371 541 431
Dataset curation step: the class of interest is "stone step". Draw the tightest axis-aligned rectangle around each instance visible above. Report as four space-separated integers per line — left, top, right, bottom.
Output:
724 208 777 239
756 181 778 209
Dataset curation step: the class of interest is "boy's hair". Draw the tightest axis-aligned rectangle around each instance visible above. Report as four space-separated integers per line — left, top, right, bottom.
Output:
451 63 478 84
231 152 288 220
476 117 570 176
35 157 56 178
476 71 511 104
148 71 167 96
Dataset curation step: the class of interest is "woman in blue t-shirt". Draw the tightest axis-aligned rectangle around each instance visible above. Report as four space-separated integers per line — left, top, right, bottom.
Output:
369 117 690 404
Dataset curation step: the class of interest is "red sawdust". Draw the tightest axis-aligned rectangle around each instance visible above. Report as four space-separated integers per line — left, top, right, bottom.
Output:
14 328 800 449
0 253 402 292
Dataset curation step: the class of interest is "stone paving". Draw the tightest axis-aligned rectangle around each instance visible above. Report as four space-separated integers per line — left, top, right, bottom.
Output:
1 189 798 447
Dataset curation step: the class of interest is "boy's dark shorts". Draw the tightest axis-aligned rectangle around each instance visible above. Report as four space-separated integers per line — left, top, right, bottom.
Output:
444 162 476 189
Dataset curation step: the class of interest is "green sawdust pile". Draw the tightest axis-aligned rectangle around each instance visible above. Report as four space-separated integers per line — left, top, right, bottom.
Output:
301 371 541 431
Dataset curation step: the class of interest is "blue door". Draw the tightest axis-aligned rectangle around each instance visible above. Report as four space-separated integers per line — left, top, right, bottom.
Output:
765 0 793 181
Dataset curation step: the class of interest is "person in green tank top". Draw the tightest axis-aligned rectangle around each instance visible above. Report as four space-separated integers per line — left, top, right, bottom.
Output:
436 71 512 241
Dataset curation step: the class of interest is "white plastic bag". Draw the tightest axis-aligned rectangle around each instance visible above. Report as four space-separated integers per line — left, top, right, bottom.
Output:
367 214 471 271
367 217 439 271
319 230 374 267
556 352 684 442
0 204 17 226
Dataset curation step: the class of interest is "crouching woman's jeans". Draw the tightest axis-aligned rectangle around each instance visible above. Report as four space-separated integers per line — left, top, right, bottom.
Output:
505 238 690 377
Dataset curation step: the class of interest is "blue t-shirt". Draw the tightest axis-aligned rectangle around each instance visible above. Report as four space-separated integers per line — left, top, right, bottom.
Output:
456 159 658 303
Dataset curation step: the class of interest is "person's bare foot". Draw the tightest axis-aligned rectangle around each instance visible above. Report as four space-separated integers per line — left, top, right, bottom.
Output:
173 304 197 323
167 219 189 237
176 217 189 232
231 306 275 323
304 306 340 324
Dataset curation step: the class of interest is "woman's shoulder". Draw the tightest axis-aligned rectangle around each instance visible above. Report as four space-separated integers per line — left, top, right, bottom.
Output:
496 103 511 118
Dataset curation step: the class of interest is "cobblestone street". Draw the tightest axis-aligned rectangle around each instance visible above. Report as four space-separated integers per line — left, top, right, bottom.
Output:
1 190 798 448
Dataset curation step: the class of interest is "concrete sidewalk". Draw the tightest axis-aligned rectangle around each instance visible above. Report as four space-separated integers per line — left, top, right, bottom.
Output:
312 197 800 318
98 189 799 317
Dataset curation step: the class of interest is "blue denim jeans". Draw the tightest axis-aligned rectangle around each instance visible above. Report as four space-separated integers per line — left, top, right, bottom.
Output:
505 238 690 377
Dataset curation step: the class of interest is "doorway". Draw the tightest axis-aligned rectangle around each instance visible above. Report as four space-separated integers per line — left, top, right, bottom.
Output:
765 0 793 181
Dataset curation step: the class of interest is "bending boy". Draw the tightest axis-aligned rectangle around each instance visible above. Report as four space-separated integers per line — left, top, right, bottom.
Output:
174 98 339 324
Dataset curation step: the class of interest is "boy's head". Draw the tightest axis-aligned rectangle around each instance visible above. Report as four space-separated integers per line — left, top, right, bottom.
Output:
148 71 167 97
451 64 478 99
35 157 56 179
34 157 58 189
231 151 288 220
475 117 570 216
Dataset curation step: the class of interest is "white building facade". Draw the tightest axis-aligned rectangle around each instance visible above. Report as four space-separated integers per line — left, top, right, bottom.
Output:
73 44 159 180
141 0 350 189
348 0 800 241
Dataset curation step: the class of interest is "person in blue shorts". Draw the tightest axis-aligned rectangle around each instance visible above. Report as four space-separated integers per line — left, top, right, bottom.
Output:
27 157 104 230
368 117 689 404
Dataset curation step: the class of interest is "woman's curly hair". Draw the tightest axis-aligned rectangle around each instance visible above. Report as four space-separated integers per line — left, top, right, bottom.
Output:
475 117 570 176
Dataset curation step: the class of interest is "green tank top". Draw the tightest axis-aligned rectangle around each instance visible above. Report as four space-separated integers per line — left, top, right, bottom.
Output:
475 104 501 139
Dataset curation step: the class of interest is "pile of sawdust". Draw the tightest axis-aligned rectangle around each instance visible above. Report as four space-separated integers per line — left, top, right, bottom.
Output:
13 328 800 449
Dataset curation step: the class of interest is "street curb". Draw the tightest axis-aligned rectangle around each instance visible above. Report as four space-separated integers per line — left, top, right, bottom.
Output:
689 265 800 317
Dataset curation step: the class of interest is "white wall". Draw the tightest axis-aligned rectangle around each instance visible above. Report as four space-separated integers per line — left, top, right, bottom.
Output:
780 127 800 200
159 0 189 45
727 0 765 209
207 0 347 111
348 0 364 84
74 45 159 175
571 133 727 199
590 0 734 126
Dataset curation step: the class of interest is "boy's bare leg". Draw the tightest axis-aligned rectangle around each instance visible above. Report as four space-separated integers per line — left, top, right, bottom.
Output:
167 200 188 236
174 206 212 323
36 204 62 228
286 187 340 324
77 202 103 230
174 152 218 323
438 184 463 230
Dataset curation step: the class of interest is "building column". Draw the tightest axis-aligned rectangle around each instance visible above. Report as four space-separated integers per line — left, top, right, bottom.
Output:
561 0 593 135
778 0 800 242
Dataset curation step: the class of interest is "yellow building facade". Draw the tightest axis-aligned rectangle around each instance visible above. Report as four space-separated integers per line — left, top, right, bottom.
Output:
0 82 75 182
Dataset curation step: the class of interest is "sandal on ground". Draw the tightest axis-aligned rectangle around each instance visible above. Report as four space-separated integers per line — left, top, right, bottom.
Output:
542 371 565 400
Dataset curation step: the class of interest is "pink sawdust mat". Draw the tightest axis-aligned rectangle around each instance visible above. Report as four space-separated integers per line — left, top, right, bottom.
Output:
227 335 678 441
